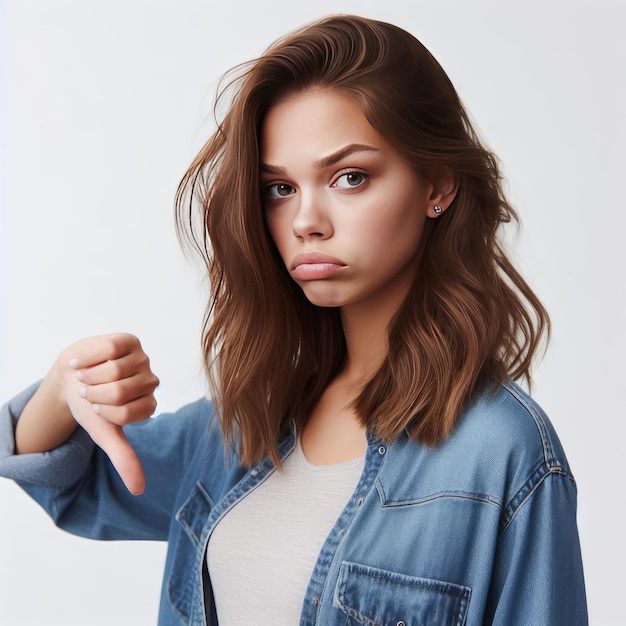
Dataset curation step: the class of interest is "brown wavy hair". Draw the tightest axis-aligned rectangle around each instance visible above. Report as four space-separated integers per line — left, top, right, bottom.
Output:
176 15 550 466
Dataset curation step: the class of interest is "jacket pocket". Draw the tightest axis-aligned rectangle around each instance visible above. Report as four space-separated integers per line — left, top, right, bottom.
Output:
175 480 214 546
334 561 471 626
167 481 215 624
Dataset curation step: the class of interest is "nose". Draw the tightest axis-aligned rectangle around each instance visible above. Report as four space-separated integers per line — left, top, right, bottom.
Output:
292 189 333 240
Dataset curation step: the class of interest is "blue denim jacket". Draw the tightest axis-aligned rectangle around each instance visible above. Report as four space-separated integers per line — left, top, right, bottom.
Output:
0 380 587 625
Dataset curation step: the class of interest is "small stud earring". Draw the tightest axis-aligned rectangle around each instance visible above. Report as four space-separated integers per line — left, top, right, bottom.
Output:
433 205 443 215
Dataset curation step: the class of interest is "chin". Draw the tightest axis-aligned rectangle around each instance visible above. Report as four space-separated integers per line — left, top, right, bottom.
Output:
306 296 345 309
300 286 348 309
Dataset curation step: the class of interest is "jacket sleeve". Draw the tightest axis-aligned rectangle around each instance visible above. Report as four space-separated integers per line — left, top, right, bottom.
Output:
0 382 215 542
484 469 588 625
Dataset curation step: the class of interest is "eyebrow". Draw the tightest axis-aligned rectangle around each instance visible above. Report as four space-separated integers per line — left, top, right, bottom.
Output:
260 143 379 175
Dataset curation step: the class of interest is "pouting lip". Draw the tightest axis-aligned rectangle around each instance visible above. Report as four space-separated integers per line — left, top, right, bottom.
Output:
290 252 347 271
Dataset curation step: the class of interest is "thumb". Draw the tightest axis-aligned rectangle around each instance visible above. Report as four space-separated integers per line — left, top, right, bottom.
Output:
91 422 146 495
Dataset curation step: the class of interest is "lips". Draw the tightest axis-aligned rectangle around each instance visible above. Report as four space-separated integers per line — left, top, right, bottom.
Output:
290 252 347 280
290 252 346 270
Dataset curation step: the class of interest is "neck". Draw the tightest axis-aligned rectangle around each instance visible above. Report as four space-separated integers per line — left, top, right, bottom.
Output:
339 288 407 385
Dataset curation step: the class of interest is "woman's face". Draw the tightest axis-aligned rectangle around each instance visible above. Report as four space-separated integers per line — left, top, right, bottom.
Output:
261 89 437 313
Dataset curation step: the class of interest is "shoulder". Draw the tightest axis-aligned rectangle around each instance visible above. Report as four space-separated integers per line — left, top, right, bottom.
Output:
455 380 572 476
383 381 575 508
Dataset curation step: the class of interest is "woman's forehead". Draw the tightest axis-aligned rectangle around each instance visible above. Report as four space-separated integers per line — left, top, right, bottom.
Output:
259 91 388 169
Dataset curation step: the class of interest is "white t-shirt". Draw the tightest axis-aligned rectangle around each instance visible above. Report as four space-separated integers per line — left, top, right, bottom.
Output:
206 438 364 624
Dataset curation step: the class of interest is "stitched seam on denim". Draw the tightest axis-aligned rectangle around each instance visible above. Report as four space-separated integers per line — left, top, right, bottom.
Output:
498 466 569 536
166 579 191 624
336 604 376 626
342 562 471 595
176 482 214 546
376 479 501 508
199 436 296 545
167 512 202 624
455 589 471 626
301 440 386 624
336 561 471 624
454 585 471 626
501 381 557 468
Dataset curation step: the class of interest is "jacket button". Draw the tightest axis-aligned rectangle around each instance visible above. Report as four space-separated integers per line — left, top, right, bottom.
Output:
397 622 406 626
378 445 386 455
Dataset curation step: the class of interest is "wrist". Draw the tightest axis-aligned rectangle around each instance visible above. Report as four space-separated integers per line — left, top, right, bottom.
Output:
15 365 77 454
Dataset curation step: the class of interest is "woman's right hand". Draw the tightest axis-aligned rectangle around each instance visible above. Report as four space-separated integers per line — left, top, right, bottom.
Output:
16 333 159 495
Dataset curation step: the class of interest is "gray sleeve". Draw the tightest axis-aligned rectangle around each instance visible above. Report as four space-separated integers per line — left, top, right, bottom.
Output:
0 382 95 490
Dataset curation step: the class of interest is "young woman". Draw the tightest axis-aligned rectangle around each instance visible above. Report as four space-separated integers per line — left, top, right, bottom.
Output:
0 15 587 625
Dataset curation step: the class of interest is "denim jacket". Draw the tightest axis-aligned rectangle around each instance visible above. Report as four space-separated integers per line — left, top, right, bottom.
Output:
0 380 587 625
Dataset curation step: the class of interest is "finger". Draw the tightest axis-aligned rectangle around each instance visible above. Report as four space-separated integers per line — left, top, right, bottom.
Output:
77 351 152 386
89 421 146 496
79 372 159 405
91 394 158 426
67 333 142 370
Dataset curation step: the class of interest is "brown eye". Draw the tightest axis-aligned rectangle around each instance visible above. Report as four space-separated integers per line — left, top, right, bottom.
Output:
334 171 368 189
266 183 295 199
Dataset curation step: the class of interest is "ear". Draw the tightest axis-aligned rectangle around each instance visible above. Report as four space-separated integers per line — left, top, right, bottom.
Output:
426 171 458 219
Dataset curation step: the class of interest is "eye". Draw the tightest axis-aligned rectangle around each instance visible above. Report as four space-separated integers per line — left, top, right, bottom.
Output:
332 170 369 190
265 183 296 200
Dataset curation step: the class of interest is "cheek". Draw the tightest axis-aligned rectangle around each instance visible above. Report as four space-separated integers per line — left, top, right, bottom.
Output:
265 212 290 261
355 196 426 253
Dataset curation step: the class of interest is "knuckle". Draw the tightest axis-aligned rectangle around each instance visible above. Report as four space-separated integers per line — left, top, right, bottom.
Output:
110 385 126 405
108 360 123 380
105 336 121 358
125 333 141 350
115 404 132 424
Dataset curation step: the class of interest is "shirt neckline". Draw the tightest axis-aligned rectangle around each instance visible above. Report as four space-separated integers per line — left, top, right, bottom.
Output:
294 437 366 473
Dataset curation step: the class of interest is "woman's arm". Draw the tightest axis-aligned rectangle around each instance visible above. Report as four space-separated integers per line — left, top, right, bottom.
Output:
485 471 588 624
15 363 76 453
2 380 216 542
15 333 159 495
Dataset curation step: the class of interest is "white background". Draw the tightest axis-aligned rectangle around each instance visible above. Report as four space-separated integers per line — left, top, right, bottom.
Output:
1 0 624 624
